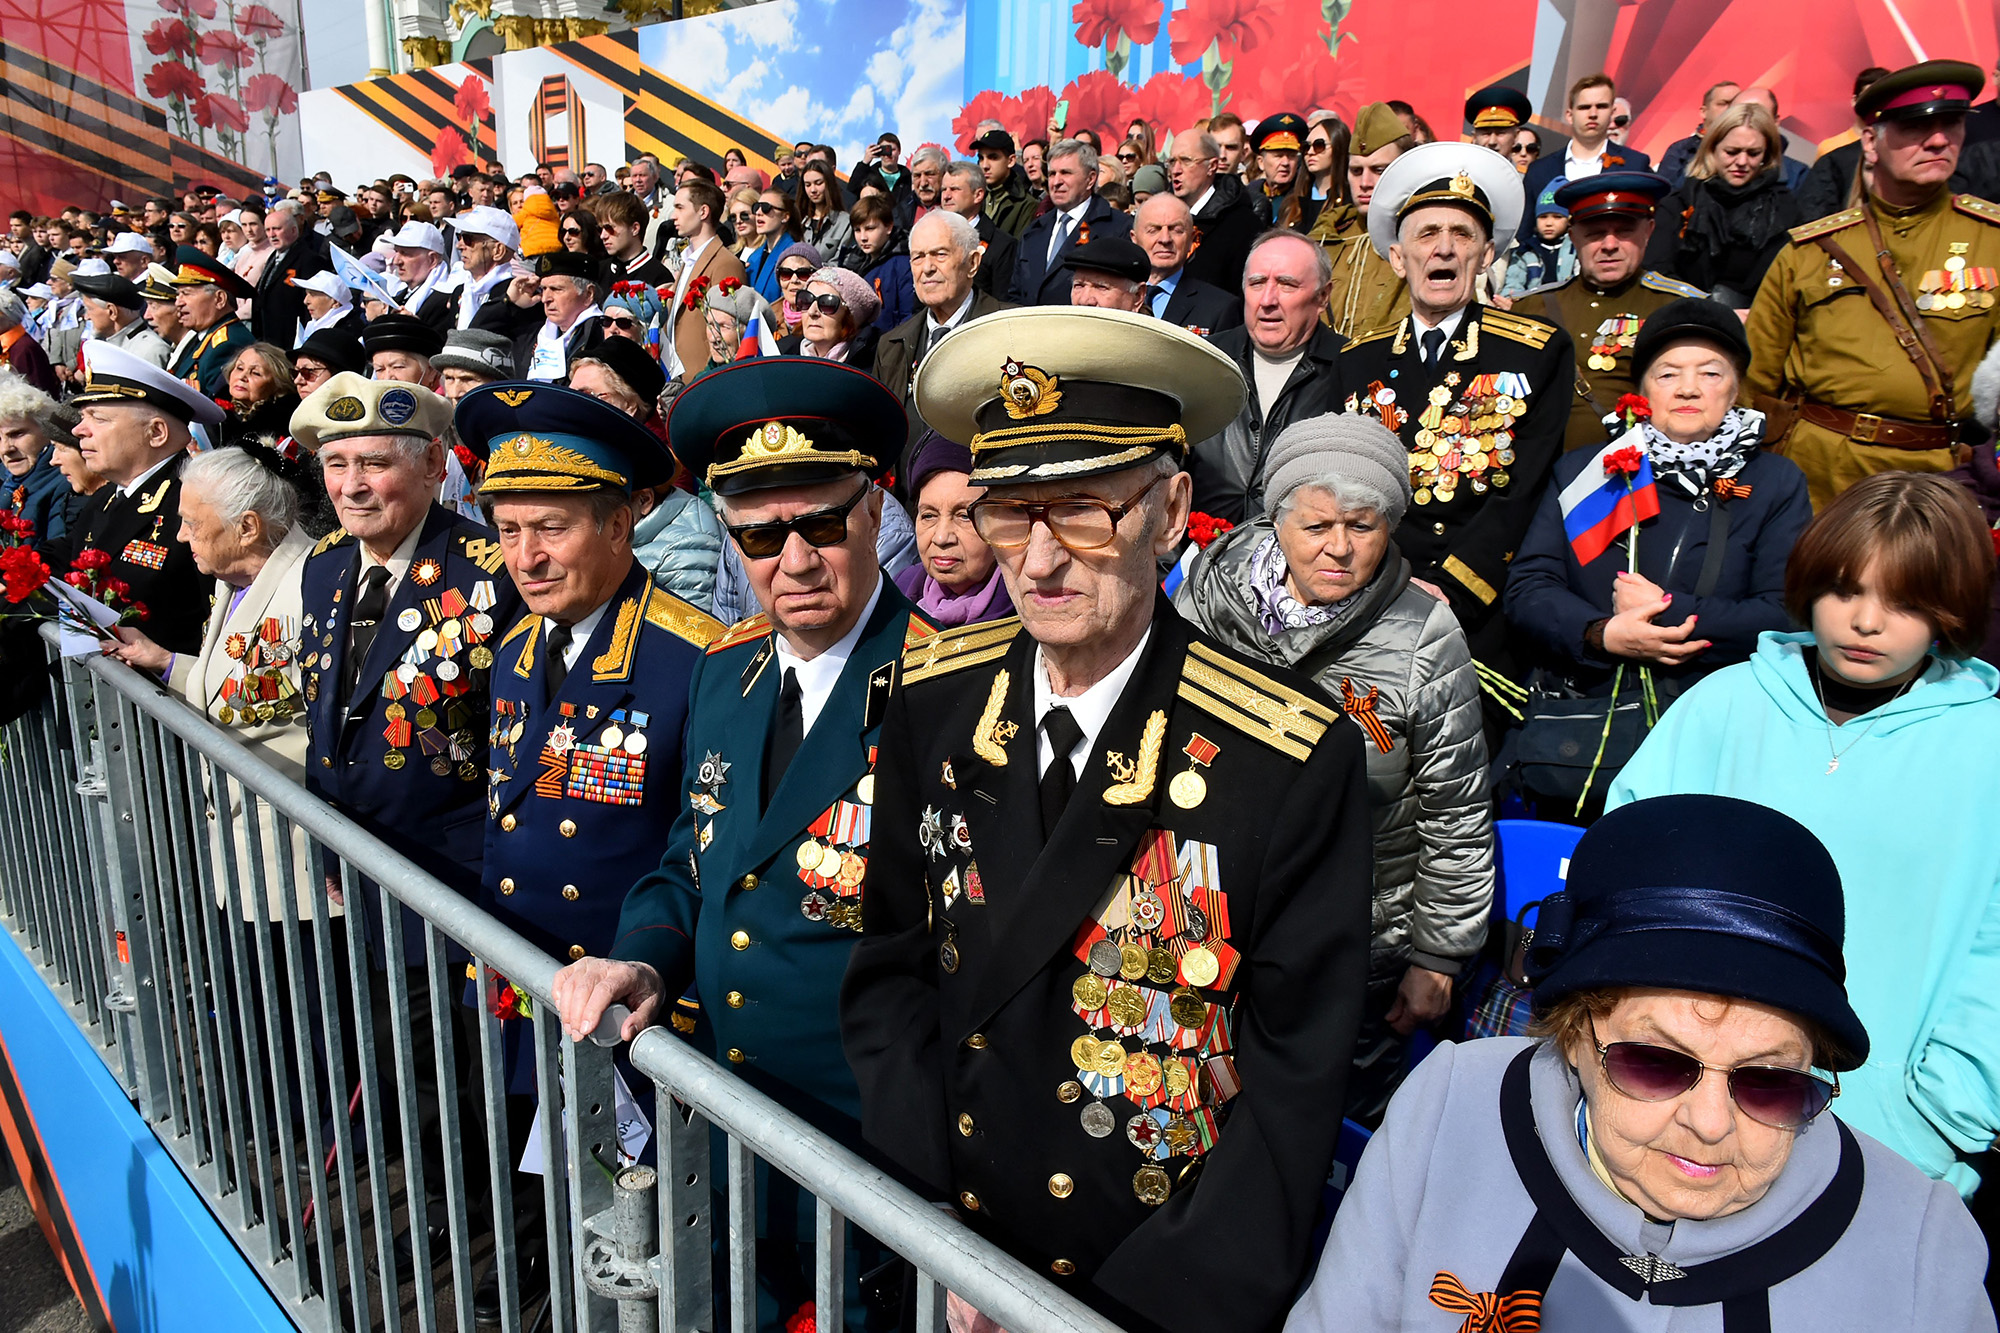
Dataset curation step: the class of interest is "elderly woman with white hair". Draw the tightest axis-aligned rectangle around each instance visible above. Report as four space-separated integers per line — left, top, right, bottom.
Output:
0 375 79 544
776 264 882 366
688 276 776 379
1175 412 1494 1119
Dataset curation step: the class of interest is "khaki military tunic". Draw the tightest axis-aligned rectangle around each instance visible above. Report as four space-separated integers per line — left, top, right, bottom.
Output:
1523 270 1705 452
1745 190 2000 508
1312 204 1411 339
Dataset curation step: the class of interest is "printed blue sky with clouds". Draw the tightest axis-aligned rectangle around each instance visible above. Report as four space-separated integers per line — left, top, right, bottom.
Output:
643 0 966 166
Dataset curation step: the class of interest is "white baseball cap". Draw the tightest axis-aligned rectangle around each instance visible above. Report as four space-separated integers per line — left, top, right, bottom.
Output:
17 282 53 299
289 270 352 304
103 233 157 257
388 221 447 254
74 258 112 277
451 205 519 252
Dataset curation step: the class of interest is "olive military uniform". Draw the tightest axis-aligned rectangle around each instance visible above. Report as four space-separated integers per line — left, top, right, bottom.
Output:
1745 192 2000 507
1526 270 1705 451
1312 202 1411 340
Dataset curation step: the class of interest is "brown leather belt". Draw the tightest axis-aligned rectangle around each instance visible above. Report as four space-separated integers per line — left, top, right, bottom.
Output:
1798 401 1956 450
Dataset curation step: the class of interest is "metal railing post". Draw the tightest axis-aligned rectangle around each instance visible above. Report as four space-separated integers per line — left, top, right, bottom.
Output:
655 1087 713 1333
93 685 170 1119
564 1028 622 1333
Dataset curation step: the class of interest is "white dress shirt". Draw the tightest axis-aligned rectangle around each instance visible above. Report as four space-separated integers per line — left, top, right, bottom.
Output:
772 575 884 736
1032 628 1152 780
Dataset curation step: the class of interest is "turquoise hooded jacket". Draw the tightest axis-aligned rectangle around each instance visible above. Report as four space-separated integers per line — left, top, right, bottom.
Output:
1610 630 2000 1197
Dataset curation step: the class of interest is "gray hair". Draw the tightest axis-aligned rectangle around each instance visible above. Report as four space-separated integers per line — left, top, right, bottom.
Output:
182 446 300 545
909 145 948 172
1247 228 1334 289
1050 137 1099 176
547 272 600 304
942 160 984 196
570 356 637 405
1193 132 1222 161
0 290 22 331
0 373 60 431
911 208 979 258
1273 473 1405 529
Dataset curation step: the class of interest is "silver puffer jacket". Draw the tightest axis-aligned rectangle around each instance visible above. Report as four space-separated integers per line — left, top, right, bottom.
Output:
1175 519 1494 977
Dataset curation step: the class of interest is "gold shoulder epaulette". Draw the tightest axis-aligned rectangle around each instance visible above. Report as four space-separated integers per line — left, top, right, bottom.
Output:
1788 208 1862 243
1641 271 1706 298
705 612 770 655
456 530 507 574
1177 640 1335 763
1479 308 1557 349
902 616 1020 685
643 585 726 649
904 614 939 648
311 528 351 558
498 611 538 646
1953 194 2000 225
1340 325 1400 352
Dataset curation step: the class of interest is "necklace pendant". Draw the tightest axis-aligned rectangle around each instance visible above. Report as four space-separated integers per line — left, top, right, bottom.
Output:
1825 757 1839 775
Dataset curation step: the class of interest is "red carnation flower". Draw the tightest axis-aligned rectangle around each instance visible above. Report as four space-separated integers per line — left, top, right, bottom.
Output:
144 59 205 103
0 547 50 603
1603 446 1647 478
160 0 218 17
71 548 113 571
952 89 1012 154
1186 511 1234 549
1073 0 1162 49
430 125 473 178
193 92 249 133
235 3 285 39
196 29 255 69
1169 0 1279 66
453 75 492 124
143 17 196 58
1053 70 1129 144
244 72 298 116
1612 393 1652 421
1121 72 1210 140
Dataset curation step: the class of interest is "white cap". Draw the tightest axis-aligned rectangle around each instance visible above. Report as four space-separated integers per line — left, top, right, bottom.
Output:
74 339 226 427
388 221 447 254
74 258 112 277
103 232 157 257
0 252 17 271
289 270 352 304
108 199 127 211
219 209 244 225
451 205 519 252
17 282 52 299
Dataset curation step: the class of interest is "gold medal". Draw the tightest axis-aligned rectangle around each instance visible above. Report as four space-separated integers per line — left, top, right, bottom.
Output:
1146 947 1179 986
1072 973 1109 1011
1124 1052 1163 1096
1162 1116 1198 1155
469 646 494 670
796 839 823 870
217 704 236 725
1057 1080 1082 1104
1070 1035 1101 1069
1162 1059 1192 1099
1105 986 1147 1029
816 842 846 878
1414 487 1432 506
1092 1040 1129 1076
415 707 438 730
383 751 406 770
1949 291 1968 310
1169 988 1207 1029
1133 1165 1171 1206
385 701 406 722
1179 946 1220 988
1118 941 1149 981
1168 770 1207 809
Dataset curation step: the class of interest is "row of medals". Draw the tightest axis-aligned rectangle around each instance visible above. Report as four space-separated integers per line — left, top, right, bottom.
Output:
1409 385 1528 506
796 771 876 930
1917 254 1996 310
380 605 494 776
217 627 301 726
1067 934 1224 1207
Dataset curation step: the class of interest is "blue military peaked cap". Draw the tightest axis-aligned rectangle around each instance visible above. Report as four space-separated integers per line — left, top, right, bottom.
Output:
666 357 905 496
456 381 675 494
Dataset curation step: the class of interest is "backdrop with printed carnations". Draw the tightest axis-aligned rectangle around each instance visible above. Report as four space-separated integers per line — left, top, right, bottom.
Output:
0 0 304 216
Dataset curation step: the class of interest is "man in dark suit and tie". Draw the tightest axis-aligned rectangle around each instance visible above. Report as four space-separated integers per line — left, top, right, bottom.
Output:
1517 74 1654 245
251 202 330 346
1133 194 1243 334
1009 139 1133 306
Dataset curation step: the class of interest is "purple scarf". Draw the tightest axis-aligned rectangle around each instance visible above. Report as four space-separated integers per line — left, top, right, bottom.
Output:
894 562 1013 628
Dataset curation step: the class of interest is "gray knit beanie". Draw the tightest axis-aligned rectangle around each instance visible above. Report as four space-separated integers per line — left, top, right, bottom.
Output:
1263 412 1413 524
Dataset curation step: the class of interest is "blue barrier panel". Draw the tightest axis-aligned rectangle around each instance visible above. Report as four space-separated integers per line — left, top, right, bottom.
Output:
0 928 293 1333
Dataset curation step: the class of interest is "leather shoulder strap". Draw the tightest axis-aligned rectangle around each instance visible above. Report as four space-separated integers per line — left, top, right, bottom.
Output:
1812 225 1951 422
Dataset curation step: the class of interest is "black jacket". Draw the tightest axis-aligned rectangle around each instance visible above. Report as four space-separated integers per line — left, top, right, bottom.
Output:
250 231 332 345
1187 322 1345 524
973 213 1019 300
842 604 1371 1333
1182 174 1264 293
508 314 606 386
1646 176 1803 307
1009 196 1133 306
43 451 211 656
1158 271 1242 334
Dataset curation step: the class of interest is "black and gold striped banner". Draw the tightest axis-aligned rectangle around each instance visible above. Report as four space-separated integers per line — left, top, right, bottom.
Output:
548 32 790 178
331 63 498 165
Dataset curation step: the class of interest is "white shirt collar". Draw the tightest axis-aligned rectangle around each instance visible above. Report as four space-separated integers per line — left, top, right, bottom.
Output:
925 289 977 336
1190 186 1217 217
357 518 426 596
117 449 182 500
1410 305 1468 339
1032 627 1152 780
544 597 613 673
1563 142 1606 178
772 573 884 736
682 234 715 273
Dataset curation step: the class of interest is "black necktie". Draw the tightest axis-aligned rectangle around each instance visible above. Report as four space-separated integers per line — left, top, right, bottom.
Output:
1039 707 1085 838
544 622 573 704
1421 327 1448 365
764 667 803 807
341 564 391 710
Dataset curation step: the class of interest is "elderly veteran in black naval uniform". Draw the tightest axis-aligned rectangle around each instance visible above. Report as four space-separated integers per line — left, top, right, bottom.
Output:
293 371 524 1272
166 245 254 400
552 359 934 1329
455 382 722 1319
841 306 1375 1333
1511 172 1705 452
1333 143 1574 679
47 340 228 654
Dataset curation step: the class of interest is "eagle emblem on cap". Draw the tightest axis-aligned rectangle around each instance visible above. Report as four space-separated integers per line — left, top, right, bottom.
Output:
999 358 1062 420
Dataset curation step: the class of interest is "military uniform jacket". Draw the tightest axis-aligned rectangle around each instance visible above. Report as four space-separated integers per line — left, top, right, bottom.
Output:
171 316 253 400
484 562 720 969
1523 270 1704 452
611 582 934 1122
840 603 1373 1333
1310 204 1411 340
301 504 524 962
1334 305 1573 652
43 451 211 654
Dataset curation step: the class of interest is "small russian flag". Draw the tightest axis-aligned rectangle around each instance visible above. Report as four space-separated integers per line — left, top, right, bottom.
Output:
736 314 782 361
1559 434 1660 565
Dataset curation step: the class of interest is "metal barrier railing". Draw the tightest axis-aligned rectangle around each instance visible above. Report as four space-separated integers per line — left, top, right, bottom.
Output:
0 631 1126 1333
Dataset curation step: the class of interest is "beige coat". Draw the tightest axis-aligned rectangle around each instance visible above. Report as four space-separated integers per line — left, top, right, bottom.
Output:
670 237 748 379
168 527 333 922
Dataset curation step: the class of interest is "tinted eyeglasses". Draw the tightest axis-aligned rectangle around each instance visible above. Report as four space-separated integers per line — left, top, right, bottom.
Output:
752 201 784 216
970 474 1165 552
777 265 817 281
803 292 845 313
1590 1020 1838 1130
729 210 754 225
1306 137 1333 152
1116 150 1139 163
726 480 871 559
603 313 641 331
1611 115 1631 128
561 225 585 238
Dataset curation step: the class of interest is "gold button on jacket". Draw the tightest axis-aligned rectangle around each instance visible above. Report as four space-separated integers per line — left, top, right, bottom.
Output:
956 1112 974 1137
730 930 751 950
499 877 515 895
500 813 517 832
1047 1173 1073 1198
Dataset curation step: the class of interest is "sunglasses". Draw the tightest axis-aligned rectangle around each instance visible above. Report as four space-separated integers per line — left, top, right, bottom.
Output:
752 201 784 216
971 474 1164 552
1590 1021 1838 1130
1306 138 1332 152
603 314 641 330
726 480 871 559
1116 151 1138 162
729 211 753 224
803 291 844 313
561 226 585 237
1513 143 1540 156
1611 115 1631 127
778 265 817 280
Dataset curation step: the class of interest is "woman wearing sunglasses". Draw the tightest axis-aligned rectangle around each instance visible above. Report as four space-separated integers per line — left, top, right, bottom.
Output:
1302 111 1352 231
1289 793 1990 1332
775 264 880 367
740 190 803 304
559 205 608 258
724 185 761 256
767 240 823 337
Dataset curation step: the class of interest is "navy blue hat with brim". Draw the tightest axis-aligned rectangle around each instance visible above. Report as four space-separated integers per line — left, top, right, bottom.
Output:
292 327 365 377
457 382 675 495
1525 794 1869 1069
666 357 904 496
1553 171 1670 222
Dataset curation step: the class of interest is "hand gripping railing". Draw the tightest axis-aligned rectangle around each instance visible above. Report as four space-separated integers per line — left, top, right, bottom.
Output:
0 632 1126 1333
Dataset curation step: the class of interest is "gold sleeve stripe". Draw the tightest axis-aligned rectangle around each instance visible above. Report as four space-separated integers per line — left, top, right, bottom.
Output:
1443 555 1499 606
1176 680 1315 763
902 641 1012 685
1186 641 1337 725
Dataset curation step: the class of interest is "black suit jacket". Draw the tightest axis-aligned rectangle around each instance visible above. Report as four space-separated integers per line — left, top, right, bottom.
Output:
973 213 1019 300
43 451 210 655
410 285 458 337
1157 272 1242 334
872 290 1018 477
251 232 332 345
842 604 1371 1333
1009 196 1134 306
1181 175 1263 293
508 314 606 386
